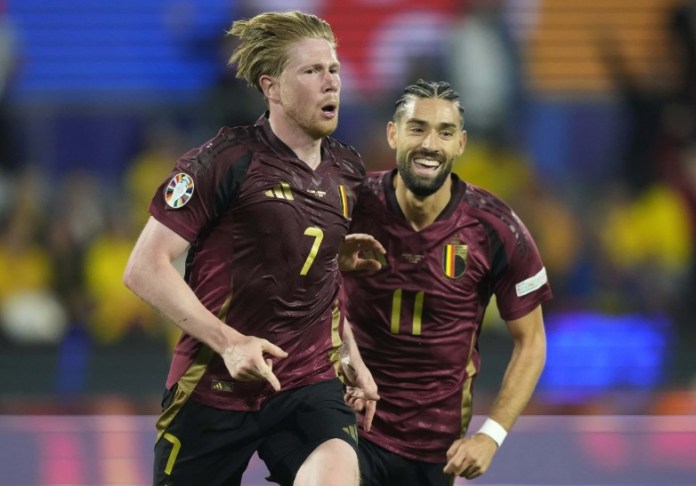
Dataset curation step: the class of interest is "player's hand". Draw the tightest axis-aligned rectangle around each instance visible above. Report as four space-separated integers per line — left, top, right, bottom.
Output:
338 233 386 272
443 434 498 479
341 359 380 432
221 336 288 391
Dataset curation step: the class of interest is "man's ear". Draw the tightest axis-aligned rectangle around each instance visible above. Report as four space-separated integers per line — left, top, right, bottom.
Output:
386 121 398 150
259 74 279 103
459 130 467 155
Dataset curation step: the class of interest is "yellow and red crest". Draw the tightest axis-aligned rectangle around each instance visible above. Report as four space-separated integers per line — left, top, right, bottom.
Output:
442 244 468 279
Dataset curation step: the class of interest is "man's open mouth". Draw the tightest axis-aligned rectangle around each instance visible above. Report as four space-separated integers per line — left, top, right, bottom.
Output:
413 157 440 169
321 104 337 114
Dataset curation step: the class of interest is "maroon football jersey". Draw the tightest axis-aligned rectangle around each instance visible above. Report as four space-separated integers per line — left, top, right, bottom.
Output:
149 115 364 411
342 170 552 463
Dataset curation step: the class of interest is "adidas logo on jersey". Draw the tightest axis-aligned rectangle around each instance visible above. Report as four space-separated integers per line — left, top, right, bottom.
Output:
265 182 293 200
211 380 235 392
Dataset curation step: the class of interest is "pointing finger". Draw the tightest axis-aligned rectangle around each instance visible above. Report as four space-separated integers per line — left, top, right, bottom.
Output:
254 358 282 391
261 340 288 359
363 399 376 432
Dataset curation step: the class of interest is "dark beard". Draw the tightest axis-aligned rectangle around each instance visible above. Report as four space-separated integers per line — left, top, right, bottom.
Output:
398 157 450 197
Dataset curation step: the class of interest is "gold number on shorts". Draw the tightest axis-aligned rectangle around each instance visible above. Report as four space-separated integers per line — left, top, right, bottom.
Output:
390 289 425 335
300 227 324 276
163 433 181 475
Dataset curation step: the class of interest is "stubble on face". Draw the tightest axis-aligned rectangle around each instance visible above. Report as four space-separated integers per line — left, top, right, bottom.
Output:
396 149 453 197
303 110 339 139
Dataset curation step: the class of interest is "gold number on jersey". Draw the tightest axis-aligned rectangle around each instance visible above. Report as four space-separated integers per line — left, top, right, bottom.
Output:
390 289 425 335
300 227 324 276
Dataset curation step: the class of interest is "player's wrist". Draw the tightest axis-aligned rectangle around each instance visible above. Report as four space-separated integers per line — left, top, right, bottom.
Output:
216 326 246 355
476 417 507 447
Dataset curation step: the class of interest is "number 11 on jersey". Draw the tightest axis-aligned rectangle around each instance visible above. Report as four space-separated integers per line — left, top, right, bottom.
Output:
391 289 424 335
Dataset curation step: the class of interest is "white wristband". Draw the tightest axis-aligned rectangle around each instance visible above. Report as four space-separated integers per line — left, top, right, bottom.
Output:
476 418 507 447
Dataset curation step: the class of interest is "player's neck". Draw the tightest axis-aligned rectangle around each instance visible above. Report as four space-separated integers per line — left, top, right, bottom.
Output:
394 174 452 232
268 113 323 170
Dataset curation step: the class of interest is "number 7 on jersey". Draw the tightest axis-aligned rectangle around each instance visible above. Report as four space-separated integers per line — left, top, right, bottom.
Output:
300 227 324 276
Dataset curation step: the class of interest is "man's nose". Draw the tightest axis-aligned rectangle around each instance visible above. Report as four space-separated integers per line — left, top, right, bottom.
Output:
324 71 340 91
421 131 438 150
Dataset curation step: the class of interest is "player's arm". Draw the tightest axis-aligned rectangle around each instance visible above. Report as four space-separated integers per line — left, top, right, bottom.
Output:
123 216 287 389
340 318 380 431
484 304 547 433
444 304 547 479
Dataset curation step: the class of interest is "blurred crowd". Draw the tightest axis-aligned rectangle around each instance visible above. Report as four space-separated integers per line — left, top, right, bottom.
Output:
1 0 696 414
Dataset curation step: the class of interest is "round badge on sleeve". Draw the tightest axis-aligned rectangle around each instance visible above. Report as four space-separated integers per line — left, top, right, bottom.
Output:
164 173 195 208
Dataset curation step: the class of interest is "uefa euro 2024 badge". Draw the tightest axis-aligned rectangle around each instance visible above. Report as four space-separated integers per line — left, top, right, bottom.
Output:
165 173 195 209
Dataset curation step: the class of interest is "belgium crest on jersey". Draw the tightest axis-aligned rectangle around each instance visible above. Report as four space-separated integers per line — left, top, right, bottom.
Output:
442 243 468 279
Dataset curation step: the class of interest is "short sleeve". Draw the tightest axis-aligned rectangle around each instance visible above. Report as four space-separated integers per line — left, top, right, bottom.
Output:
149 149 219 243
492 217 553 321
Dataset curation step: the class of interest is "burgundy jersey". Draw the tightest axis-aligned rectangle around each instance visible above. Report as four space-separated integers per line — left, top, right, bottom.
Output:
149 115 364 411
342 170 552 463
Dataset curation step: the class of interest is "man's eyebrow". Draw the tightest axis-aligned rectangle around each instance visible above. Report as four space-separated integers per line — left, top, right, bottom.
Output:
300 61 341 70
438 122 459 130
406 118 459 130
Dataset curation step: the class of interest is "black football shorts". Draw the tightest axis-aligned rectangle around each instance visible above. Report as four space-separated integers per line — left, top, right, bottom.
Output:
358 437 453 486
153 378 358 486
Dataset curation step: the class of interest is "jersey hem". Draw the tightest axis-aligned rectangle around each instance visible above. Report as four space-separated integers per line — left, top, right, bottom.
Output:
149 208 197 243
188 372 338 411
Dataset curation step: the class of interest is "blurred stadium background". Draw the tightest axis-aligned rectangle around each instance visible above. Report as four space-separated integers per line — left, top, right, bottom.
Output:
0 0 695 484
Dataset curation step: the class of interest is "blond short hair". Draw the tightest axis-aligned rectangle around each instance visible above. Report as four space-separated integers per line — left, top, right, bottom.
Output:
228 11 336 92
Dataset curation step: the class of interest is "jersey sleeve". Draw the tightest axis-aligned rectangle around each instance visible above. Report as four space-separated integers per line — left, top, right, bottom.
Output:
492 213 553 321
149 143 234 243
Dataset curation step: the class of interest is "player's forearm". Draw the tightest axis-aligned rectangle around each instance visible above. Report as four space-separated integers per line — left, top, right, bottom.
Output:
123 254 241 354
340 318 366 367
488 318 546 431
